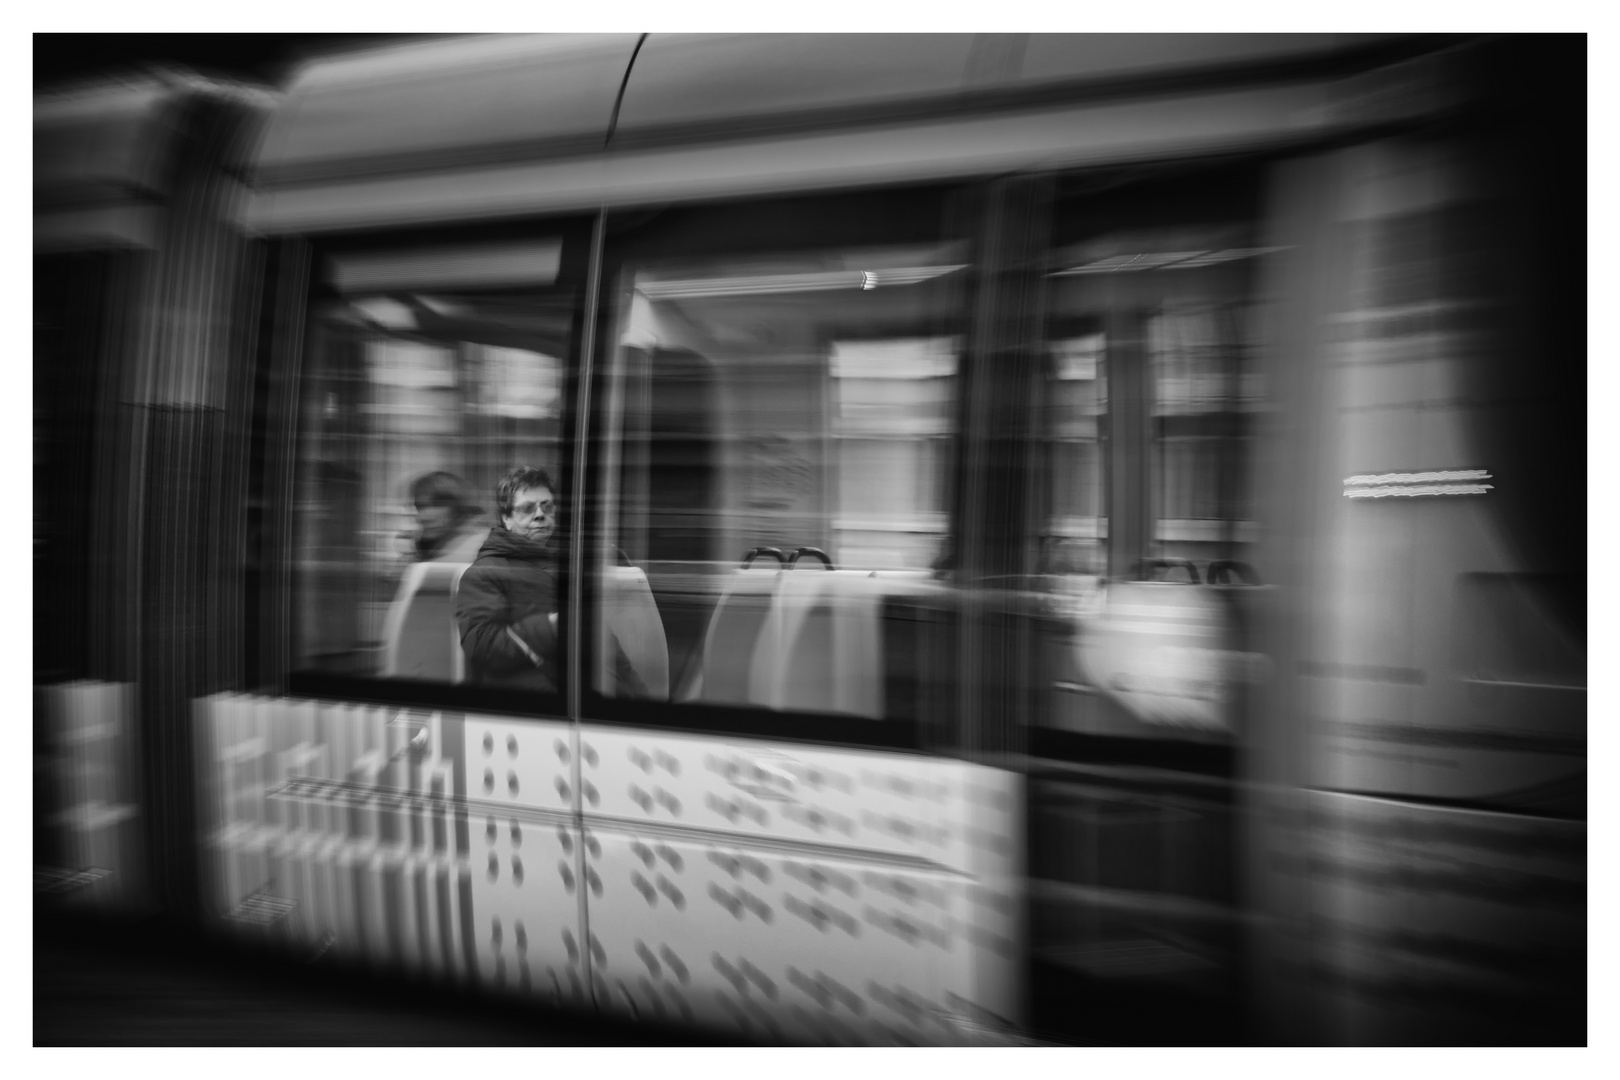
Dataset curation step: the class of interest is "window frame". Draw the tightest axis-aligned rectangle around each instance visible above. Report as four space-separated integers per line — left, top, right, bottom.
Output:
283 214 598 721
577 185 981 753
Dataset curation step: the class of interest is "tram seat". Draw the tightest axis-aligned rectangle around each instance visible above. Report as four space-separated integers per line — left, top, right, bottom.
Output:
601 565 670 700
689 563 783 705
381 562 470 682
756 568 937 718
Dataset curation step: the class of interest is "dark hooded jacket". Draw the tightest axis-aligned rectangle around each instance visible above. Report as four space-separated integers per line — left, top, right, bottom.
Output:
455 525 559 692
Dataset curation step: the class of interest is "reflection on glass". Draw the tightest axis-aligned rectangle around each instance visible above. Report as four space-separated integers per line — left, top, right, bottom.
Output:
294 277 571 683
1043 330 1107 583
1040 220 1265 741
1148 301 1261 560
597 244 965 718
1029 210 1266 1047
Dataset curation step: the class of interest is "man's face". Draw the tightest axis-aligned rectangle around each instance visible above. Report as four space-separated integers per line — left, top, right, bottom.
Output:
503 485 555 545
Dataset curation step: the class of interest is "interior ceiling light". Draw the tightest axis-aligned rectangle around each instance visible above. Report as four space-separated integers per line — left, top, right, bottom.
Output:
1052 246 1288 276
637 264 966 300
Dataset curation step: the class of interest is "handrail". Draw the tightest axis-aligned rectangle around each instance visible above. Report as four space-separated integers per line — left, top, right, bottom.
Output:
741 547 786 568
787 547 834 570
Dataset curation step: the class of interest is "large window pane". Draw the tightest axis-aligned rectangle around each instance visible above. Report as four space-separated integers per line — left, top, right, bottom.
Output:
595 242 965 724
1041 216 1265 739
293 240 573 692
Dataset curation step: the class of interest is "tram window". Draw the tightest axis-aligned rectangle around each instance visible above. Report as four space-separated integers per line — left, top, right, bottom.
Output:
291 238 574 699
1039 181 1266 744
593 240 967 727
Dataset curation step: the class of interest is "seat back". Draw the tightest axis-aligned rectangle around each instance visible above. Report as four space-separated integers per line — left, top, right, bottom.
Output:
755 567 849 714
691 560 939 715
381 562 469 681
601 565 670 700
693 565 782 705
763 569 936 718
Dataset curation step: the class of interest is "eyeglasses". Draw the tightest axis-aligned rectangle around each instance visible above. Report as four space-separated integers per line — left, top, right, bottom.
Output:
513 500 554 518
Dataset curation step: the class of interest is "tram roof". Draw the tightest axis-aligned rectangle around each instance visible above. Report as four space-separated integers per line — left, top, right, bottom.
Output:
240 33 1455 234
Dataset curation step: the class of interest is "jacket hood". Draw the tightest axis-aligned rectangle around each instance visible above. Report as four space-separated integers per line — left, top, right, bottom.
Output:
475 524 555 563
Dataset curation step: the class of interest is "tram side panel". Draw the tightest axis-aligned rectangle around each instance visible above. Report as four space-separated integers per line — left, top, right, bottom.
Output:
195 697 492 988
460 714 590 1008
1251 131 1584 1045
36 682 145 911
578 728 1023 1044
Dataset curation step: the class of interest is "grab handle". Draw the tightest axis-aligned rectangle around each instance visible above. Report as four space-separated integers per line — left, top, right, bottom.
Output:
741 547 786 568
787 547 834 570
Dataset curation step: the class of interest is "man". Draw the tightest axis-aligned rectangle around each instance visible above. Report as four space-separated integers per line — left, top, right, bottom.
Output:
455 466 560 691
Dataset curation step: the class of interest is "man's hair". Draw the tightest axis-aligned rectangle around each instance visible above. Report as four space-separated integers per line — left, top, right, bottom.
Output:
495 465 555 518
409 471 479 521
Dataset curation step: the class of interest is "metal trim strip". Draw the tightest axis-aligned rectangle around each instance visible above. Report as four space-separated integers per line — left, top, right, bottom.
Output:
576 812 966 874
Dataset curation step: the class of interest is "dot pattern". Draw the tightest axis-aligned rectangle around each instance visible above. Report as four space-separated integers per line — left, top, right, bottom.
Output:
574 727 1026 1043
199 697 1024 1042
582 730 979 864
583 824 988 1042
463 715 586 1007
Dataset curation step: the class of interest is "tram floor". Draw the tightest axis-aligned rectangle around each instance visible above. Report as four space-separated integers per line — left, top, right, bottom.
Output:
32 907 718 1046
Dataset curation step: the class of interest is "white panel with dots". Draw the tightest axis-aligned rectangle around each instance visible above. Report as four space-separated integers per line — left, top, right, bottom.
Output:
949 762 1025 1033
460 714 589 1009
467 806 589 1007
579 729 970 867
766 852 961 1045
463 714 577 813
585 831 741 1037
575 725 1026 1041
583 820 978 1044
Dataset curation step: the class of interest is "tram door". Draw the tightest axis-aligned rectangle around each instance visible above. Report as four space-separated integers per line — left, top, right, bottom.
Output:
581 191 1024 1043
1024 162 1267 1044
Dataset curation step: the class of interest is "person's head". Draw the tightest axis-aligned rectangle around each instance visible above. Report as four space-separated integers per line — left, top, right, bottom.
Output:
409 471 478 540
495 465 556 546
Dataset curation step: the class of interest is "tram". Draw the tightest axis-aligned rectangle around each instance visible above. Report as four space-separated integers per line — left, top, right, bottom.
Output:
33 33 1586 1045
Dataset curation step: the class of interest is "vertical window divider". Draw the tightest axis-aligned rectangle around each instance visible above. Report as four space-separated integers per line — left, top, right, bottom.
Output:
263 239 312 694
568 211 608 727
